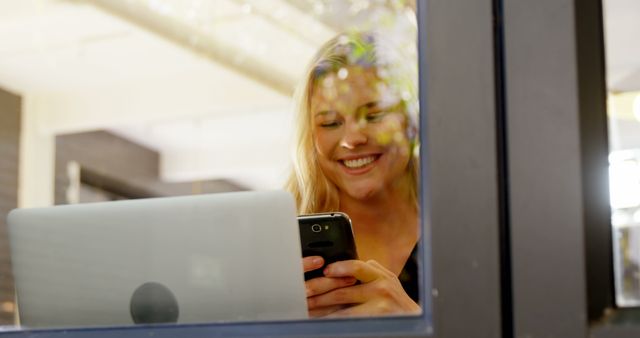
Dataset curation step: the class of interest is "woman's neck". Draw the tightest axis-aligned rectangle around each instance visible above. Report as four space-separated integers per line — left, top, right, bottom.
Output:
339 186 419 275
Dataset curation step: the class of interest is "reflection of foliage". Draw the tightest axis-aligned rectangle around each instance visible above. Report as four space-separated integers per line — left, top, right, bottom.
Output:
350 33 376 64
287 0 421 213
310 29 418 137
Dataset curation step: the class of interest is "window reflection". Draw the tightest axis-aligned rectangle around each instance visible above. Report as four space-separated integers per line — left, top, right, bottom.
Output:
608 96 640 307
0 0 419 329
604 0 640 308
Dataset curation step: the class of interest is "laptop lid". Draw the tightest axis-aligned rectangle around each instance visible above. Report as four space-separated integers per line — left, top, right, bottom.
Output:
8 190 308 328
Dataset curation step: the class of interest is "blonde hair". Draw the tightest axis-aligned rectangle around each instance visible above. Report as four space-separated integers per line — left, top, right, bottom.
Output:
286 31 419 214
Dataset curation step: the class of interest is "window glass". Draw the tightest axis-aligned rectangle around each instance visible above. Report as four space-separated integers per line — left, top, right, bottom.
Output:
604 0 640 307
0 0 423 330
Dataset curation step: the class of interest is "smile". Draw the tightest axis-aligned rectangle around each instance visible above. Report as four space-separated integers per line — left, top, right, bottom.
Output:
340 155 378 169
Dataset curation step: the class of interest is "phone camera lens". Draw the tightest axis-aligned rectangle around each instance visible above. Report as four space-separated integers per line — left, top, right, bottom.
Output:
311 224 322 232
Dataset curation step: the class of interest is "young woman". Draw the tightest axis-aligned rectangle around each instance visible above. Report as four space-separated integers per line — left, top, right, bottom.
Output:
286 31 421 317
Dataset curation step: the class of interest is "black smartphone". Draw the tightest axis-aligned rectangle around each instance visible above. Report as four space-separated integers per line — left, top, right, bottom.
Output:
298 212 358 280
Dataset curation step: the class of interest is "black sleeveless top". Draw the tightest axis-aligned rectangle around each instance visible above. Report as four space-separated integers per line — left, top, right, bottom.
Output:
398 245 419 303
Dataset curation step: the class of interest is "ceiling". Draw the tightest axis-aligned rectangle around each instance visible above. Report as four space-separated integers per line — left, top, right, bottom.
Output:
0 0 415 189
0 0 335 94
0 0 636 188
0 0 339 189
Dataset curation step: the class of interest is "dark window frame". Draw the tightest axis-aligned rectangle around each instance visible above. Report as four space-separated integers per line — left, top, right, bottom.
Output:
503 0 640 337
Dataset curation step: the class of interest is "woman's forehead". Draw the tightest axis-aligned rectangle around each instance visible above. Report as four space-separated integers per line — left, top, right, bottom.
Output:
310 66 400 110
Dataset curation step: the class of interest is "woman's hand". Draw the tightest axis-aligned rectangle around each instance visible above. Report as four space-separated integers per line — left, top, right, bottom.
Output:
303 256 358 317
303 257 421 317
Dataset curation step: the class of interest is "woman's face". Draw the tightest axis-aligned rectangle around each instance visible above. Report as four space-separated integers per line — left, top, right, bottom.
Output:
310 66 412 201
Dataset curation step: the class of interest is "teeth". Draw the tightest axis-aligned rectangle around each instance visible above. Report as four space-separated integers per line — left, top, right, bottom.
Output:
343 156 376 169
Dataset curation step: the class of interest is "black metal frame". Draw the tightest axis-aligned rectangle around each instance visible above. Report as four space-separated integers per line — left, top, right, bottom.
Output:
424 0 503 336
503 0 640 337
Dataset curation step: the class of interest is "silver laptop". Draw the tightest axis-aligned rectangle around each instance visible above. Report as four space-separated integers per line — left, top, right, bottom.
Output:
8 190 308 328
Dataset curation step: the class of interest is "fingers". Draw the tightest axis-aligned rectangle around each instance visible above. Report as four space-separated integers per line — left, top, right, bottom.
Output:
308 304 348 318
325 303 370 318
326 300 422 318
364 260 396 278
323 259 390 283
303 256 324 273
307 282 370 309
305 259 422 318
306 276 357 297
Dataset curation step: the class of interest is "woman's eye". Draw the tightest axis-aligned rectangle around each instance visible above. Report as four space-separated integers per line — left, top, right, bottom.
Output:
365 111 386 122
319 121 342 128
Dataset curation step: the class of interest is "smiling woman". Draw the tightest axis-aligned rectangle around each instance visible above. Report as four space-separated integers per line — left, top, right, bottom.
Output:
311 68 414 203
286 31 420 318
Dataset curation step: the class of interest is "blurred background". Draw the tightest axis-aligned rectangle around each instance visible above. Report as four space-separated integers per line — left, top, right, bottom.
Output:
0 0 417 326
605 0 640 308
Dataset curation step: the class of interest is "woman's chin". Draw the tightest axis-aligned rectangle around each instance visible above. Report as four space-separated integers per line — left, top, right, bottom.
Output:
344 185 383 201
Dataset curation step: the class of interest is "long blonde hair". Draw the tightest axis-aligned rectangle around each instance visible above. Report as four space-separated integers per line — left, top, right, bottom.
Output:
286 31 419 214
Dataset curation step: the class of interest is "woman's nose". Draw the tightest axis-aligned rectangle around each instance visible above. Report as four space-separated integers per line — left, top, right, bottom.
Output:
340 122 368 149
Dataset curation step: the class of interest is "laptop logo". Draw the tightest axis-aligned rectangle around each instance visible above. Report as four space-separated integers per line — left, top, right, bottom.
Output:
130 282 179 324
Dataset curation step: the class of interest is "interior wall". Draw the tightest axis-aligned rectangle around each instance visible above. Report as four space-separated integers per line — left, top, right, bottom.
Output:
0 87 21 324
17 87 283 207
54 130 244 205
55 131 160 205
18 95 55 208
